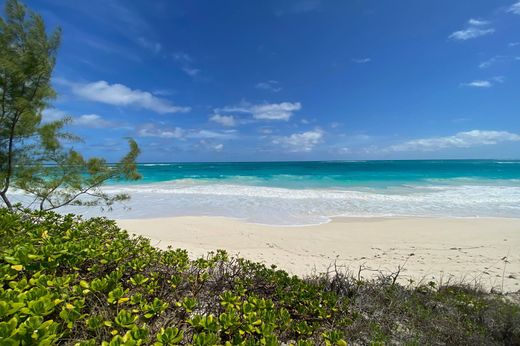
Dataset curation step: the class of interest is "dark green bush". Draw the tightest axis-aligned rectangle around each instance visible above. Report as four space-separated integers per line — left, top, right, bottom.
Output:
0 209 519 345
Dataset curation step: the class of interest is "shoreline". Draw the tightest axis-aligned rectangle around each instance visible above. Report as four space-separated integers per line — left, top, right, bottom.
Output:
117 216 520 292
116 214 520 228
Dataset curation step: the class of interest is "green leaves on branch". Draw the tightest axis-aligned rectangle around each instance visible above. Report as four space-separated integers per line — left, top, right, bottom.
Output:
0 209 352 345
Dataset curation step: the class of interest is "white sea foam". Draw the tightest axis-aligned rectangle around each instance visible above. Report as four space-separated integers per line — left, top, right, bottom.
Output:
140 163 173 167
44 179 517 225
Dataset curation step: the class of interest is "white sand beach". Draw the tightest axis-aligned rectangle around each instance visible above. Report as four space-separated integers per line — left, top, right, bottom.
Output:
117 217 520 292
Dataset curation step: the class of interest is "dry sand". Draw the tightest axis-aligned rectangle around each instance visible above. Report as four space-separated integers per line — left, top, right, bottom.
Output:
117 217 520 292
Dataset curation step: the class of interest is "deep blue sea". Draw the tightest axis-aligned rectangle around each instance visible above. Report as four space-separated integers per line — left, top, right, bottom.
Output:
78 160 520 225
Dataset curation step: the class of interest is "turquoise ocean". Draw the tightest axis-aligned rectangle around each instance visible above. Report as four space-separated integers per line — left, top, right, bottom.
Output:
78 160 520 225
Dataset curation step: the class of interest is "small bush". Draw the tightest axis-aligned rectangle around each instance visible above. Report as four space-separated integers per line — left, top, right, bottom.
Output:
0 209 519 345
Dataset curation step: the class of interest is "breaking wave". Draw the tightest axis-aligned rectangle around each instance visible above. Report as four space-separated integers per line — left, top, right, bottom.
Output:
65 179 520 225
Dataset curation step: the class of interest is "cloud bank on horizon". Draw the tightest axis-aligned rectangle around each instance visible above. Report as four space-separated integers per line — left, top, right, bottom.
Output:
17 0 520 161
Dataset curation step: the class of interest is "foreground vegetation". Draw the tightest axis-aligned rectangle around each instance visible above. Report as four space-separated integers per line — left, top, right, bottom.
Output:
0 209 519 345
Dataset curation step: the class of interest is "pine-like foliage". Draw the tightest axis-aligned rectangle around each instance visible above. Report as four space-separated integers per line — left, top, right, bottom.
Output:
0 0 141 211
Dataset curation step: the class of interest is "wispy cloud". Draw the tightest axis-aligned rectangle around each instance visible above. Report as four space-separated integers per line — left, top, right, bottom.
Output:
103 1 153 36
479 56 500 69
197 140 224 152
48 0 157 59
42 109 114 128
272 129 324 152
152 89 176 96
181 67 200 77
255 80 282 92
461 80 493 88
387 130 520 152
492 75 505 83
210 114 236 127
189 130 237 140
449 19 494 40
74 32 141 62
138 124 185 138
508 1 520 15
137 37 162 54
352 58 371 64
173 52 200 77
138 124 237 140
216 102 302 121
461 76 505 88
509 42 520 47
467 18 490 26
74 114 112 128
69 80 190 114
478 55 518 68
172 52 191 62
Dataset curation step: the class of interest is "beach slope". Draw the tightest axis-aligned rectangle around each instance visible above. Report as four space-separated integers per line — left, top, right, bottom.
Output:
118 217 520 291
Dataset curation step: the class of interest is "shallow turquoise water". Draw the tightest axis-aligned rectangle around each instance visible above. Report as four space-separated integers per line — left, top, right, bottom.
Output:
126 160 520 189
71 160 519 224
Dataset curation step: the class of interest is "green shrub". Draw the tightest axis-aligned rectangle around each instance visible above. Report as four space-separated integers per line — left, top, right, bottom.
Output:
0 208 519 345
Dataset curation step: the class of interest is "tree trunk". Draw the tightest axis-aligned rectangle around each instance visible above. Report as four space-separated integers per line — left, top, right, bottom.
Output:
0 114 18 211
0 191 12 210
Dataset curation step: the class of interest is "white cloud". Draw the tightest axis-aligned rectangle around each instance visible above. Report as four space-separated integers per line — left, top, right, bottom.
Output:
449 27 495 40
449 19 494 41
272 129 324 152
509 42 520 47
138 124 184 138
508 1 520 14
255 80 282 92
251 103 301 120
137 123 237 140
352 58 371 64
188 130 237 140
71 80 190 114
468 18 489 26
42 109 112 128
137 124 237 140
387 130 520 152
216 101 302 121
210 114 236 127
74 114 112 128
461 80 493 88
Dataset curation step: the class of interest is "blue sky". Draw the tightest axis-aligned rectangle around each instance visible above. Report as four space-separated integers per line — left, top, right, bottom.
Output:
7 0 520 161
